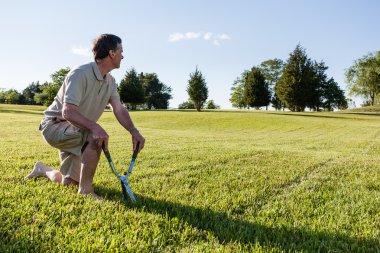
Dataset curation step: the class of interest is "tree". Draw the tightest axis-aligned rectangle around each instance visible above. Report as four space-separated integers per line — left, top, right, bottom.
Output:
276 44 315 112
141 73 172 109
1 89 22 104
244 67 270 109
0 88 5 103
230 71 248 109
178 100 195 109
259 59 285 110
51 68 70 86
35 68 70 106
34 81 53 106
305 61 328 111
118 68 145 110
260 59 284 86
22 81 41 105
345 51 380 106
271 93 284 111
206 100 220 109
187 67 208 111
322 78 348 111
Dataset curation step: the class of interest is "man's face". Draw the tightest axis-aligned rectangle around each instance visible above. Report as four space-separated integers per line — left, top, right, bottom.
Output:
111 43 124 68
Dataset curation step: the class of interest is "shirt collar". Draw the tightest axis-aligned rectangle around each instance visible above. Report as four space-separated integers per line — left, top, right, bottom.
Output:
92 62 104 81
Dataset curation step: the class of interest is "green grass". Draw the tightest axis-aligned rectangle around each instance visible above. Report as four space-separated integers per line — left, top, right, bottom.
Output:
1 104 380 252
342 104 380 113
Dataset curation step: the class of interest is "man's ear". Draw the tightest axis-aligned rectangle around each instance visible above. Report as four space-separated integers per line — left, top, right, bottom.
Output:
109 50 115 58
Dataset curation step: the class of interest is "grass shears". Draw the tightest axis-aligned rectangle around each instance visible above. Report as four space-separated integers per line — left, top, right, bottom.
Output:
102 142 139 203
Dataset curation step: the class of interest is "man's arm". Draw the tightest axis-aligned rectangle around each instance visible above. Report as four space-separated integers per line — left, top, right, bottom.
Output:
62 103 109 148
109 98 145 153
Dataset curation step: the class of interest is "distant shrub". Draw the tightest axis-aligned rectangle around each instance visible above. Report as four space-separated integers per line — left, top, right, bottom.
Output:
178 100 195 109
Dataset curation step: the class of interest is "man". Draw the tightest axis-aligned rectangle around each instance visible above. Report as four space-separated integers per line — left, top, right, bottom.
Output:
25 34 145 198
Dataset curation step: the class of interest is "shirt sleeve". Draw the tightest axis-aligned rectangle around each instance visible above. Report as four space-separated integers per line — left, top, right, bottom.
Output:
64 70 86 106
109 76 120 101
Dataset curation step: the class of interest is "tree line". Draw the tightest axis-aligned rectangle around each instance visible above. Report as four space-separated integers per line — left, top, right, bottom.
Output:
1 45 379 111
0 64 217 112
0 68 174 110
230 45 380 111
230 44 348 111
0 68 71 106
118 67 218 110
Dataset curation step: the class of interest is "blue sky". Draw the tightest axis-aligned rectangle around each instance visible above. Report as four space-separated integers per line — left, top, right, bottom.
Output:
1 0 379 109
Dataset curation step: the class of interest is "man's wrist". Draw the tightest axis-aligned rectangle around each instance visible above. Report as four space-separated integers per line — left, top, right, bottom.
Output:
129 127 139 133
88 122 99 132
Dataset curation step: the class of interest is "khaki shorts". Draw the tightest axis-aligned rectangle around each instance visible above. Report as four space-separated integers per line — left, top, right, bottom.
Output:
40 119 88 182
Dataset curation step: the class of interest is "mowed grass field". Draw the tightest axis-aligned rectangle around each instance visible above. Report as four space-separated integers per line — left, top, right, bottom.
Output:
1 104 380 252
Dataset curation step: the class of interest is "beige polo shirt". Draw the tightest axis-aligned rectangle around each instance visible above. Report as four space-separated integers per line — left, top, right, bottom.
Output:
44 62 119 122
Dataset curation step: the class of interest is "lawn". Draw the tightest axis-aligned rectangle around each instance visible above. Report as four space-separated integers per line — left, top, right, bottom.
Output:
1 104 379 252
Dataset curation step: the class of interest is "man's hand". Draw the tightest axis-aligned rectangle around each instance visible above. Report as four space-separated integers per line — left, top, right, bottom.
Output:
63 103 109 150
130 129 145 153
91 124 109 150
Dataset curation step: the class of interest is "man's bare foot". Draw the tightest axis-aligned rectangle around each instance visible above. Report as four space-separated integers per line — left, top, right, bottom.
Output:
24 162 53 180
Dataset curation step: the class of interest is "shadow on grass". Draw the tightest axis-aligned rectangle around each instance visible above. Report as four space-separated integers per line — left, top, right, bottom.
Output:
337 112 380 117
95 185 379 252
153 109 380 119
262 111 380 120
0 239 39 253
0 109 43 116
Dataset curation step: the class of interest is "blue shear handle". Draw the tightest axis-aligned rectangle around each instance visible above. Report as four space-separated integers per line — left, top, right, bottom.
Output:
125 159 136 176
132 142 140 159
102 146 112 162
102 144 120 177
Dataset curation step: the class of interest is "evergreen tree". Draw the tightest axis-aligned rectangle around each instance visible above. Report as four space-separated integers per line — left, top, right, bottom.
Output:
141 73 172 109
244 67 270 109
322 78 348 111
271 93 284 111
118 68 145 110
276 44 314 111
307 61 329 111
187 67 208 111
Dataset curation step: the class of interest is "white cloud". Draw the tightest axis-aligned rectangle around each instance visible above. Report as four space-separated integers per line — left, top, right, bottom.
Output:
71 46 92 57
203 32 213 40
218 34 231 40
168 33 185 42
185 32 201 39
168 32 231 45
169 32 201 42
